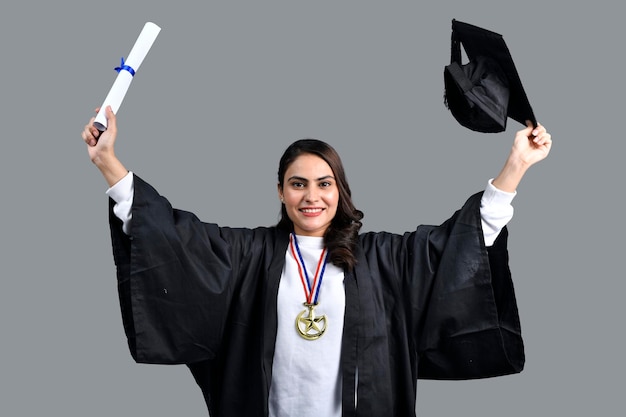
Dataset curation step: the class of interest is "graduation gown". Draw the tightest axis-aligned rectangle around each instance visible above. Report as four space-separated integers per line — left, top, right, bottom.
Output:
109 175 524 417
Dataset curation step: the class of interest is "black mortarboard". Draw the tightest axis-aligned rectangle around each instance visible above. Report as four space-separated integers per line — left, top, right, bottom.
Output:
443 19 537 133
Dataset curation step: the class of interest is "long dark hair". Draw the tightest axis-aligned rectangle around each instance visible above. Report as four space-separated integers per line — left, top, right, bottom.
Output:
277 139 364 270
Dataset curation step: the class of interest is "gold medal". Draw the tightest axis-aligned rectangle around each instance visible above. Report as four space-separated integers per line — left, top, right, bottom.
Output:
295 302 328 340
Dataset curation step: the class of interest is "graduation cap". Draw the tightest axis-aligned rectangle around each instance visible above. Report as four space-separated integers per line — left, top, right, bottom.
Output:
443 19 537 133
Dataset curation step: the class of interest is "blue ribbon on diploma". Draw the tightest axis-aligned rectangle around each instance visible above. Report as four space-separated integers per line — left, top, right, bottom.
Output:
114 57 136 76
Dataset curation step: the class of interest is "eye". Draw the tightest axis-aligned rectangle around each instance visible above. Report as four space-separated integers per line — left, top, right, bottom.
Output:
290 181 305 188
320 181 332 188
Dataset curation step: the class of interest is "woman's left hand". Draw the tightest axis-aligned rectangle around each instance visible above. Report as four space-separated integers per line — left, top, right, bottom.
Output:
491 121 552 193
511 121 552 168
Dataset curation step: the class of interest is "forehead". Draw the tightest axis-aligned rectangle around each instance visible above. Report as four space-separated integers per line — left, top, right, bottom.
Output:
285 153 334 178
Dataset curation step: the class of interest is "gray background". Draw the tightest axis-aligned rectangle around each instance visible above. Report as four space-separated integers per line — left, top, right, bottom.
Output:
1 1 623 416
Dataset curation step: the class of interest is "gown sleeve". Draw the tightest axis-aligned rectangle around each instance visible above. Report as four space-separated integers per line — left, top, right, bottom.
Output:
108 174 265 365
414 191 524 379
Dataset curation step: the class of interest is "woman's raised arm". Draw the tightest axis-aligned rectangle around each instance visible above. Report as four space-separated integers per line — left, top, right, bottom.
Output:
491 121 552 193
82 105 129 187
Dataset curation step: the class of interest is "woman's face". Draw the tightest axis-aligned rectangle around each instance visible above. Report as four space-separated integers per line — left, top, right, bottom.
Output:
278 153 339 237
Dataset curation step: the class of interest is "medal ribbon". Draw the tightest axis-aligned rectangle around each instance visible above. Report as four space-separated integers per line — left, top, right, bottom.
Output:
289 233 328 305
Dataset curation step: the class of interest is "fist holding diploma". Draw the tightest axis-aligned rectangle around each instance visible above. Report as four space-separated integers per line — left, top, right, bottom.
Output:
93 21 161 131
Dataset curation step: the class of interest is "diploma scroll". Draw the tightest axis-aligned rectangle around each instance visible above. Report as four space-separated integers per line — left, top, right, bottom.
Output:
94 22 161 131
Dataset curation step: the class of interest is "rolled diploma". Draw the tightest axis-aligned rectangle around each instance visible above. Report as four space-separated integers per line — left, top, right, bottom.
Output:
94 22 161 131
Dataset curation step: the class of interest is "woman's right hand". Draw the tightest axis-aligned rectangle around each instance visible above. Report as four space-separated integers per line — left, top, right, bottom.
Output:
82 105 128 187
82 105 118 165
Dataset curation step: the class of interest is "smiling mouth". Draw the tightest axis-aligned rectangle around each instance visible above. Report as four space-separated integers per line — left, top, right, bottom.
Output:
300 208 324 214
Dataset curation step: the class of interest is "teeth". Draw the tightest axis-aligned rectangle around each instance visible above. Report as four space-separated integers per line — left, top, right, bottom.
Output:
301 208 322 213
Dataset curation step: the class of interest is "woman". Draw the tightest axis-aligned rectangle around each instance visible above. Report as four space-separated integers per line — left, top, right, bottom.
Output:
82 106 551 417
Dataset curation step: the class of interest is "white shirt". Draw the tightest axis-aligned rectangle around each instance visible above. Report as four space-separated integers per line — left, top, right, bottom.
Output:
269 235 345 417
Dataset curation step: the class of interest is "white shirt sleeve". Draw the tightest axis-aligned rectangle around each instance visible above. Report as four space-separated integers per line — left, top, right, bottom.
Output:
105 171 134 235
480 178 515 246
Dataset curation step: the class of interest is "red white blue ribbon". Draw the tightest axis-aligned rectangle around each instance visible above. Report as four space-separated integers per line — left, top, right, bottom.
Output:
289 233 328 305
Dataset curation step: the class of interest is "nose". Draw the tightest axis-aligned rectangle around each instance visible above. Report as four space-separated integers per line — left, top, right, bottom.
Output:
305 186 319 202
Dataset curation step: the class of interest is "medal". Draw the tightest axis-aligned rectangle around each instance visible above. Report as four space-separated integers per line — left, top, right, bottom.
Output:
289 233 329 340
296 302 327 340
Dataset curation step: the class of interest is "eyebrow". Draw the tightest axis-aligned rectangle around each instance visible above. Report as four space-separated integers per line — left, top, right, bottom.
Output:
287 175 335 182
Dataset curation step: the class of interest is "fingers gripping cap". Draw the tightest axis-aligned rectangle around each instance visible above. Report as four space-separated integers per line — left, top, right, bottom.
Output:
443 19 537 133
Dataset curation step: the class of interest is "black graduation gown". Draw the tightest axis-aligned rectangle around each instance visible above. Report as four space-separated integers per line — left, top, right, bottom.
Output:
109 175 524 417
